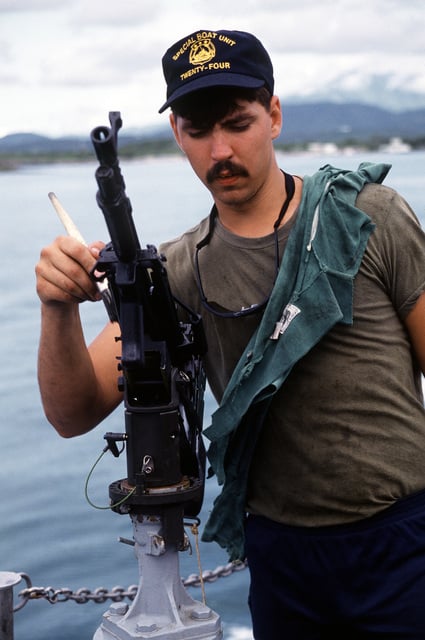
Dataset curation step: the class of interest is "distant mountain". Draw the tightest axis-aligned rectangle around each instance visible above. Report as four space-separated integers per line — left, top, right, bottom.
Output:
1 102 424 158
284 71 425 113
0 129 172 156
278 102 425 144
0 133 49 149
0 132 93 154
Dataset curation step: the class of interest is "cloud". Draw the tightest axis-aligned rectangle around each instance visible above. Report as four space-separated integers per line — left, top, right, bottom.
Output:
37 26 163 88
69 0 162 28
0 0 62 11
0 0 424 137
254 2 425 55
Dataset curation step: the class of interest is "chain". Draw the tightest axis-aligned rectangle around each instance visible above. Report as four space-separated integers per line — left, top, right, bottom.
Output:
15 583 138 608
14 561 247 612
183 560 247 588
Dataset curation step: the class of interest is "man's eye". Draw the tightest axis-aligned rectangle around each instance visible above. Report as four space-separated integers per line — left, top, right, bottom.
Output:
225 118 253 132
230 123 250 132
188 130 208 138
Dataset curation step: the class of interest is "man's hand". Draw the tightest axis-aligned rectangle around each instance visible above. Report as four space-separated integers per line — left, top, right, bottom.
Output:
35 236 105 306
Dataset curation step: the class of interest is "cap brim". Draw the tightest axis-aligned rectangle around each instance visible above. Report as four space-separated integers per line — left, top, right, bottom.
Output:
158 73 266 113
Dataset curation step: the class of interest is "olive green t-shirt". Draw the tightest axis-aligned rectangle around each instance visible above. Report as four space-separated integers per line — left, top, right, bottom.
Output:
161 183 425 527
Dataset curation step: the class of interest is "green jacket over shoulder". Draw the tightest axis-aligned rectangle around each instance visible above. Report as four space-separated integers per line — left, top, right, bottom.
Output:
202 162 391 561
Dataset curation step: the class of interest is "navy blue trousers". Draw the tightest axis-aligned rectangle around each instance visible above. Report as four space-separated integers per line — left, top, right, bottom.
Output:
245 490 425 639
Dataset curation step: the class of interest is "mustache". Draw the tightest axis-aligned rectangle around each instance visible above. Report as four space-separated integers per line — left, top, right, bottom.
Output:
206 160 249 184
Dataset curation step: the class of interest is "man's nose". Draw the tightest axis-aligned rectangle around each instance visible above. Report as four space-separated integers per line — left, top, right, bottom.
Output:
210 129 233 162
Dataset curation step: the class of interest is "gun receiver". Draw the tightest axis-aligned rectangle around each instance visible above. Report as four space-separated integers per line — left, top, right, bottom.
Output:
91 112 207 549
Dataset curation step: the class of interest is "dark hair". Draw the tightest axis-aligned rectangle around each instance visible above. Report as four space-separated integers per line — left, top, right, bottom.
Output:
171 86 272 130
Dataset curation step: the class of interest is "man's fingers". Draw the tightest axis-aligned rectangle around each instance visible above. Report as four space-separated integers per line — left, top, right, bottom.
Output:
35 236 100 305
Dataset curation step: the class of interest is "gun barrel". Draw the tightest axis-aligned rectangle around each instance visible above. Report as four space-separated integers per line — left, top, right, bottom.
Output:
91 115 140 263
91 111 123 166
91 125 118 167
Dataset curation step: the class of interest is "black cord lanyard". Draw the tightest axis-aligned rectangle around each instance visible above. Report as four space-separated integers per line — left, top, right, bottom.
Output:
195 171 296 318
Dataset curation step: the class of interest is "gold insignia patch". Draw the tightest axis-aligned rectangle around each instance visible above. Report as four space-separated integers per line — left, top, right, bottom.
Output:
189 39 216 66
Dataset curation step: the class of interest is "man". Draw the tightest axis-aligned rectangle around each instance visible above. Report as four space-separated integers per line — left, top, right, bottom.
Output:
36 29 425 639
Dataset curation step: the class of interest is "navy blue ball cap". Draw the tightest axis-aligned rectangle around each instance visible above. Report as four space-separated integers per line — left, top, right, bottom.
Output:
159 29 274 113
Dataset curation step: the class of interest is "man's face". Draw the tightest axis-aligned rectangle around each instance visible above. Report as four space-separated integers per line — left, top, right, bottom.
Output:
170 96 282 210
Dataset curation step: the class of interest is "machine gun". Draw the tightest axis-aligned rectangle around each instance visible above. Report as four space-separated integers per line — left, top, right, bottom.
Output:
90 112 208 551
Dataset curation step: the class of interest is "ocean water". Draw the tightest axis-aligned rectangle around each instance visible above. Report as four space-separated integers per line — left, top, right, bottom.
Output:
0 150 424 640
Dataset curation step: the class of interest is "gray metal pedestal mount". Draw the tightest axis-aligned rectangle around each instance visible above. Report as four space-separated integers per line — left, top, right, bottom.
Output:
93 516 222 640
0 571 22 640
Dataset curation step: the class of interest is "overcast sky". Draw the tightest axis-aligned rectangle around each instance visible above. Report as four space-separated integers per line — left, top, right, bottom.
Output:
1 0 424 138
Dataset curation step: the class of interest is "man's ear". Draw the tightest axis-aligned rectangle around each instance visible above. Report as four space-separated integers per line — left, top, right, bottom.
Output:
270 95 283 140
169 113 183 151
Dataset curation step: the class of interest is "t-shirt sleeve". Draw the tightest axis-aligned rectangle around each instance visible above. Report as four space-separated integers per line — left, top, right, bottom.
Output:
356 183 425 318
